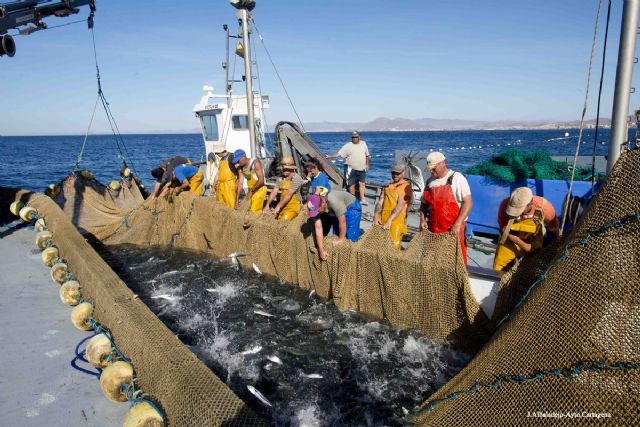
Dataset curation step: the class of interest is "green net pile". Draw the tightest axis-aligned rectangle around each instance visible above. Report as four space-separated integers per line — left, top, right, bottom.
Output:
466 149 594 182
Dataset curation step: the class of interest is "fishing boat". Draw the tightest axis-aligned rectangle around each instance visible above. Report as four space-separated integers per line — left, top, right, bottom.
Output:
2 0 639 425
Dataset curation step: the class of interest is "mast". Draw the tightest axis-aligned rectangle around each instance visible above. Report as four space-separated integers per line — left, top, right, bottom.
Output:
235 2 257 160
607 0 640 173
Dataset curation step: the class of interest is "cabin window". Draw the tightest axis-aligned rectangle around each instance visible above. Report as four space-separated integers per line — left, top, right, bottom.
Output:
201 112 219 141
232 115 249 130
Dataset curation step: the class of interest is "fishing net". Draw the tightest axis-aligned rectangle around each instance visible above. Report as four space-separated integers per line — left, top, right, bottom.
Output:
466 149 595 182
415 149 640 426
52 174 145 237
92 191 487 353
0 187 265 427
6 150 637 426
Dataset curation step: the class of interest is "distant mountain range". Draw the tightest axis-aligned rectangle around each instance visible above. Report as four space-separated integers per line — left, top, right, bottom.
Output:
300 117 613 132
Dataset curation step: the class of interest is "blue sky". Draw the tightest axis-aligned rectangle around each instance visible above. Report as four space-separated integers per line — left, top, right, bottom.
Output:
0 0 637 135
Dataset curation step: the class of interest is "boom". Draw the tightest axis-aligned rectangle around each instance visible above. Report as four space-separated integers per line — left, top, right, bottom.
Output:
0 0 95 58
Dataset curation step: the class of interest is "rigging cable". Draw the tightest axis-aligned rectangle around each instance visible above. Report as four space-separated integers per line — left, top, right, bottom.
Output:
251 18 306 133
590 0 612 191
89 26 137 173
251 30 273 151
74 4 137 174
559 0 604 236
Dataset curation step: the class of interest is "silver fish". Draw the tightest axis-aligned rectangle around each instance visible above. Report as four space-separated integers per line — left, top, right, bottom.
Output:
241 345 263 355
158 270 179 277
246 385 273 408
150 294 176 301
157 304 169 317
253 310 275 318
266 355 283 365
252 263 262 275
302 373 323 379
308 289 316 298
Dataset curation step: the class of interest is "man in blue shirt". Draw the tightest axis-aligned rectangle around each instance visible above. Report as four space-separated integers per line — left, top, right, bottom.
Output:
172 164 204 196
305 158 331 196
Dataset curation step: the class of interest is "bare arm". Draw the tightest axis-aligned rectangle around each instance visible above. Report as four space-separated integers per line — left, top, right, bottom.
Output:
420 201 429 230
178 179 190 191
235 171 244 208
151 181 161 199
249 160 265 194
451 194 472 235
314 219 328 261
273 190 294 215
326 152 341 159
332 215 347 245
366 155 370 172
263 187 279 214
373 189 384 225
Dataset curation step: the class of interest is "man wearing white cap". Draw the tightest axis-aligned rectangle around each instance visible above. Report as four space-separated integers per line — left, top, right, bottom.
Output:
327 131 371 205
420 152 472 265
493 187 559 272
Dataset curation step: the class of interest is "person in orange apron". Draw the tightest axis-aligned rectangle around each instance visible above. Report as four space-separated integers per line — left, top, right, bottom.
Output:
373 161 413 249
264 156 303 220
231 149 267 214
215 146 237 208
420 152 473 265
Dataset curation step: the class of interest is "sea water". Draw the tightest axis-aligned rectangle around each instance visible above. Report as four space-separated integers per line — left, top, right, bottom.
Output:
0 129 612 191
99 244 471 425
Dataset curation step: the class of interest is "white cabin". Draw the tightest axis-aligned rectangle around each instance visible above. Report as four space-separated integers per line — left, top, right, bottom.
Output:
193 85 270 180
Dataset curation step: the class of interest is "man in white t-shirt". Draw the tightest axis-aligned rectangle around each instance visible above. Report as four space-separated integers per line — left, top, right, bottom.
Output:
327 131 371 205
420 152 473 265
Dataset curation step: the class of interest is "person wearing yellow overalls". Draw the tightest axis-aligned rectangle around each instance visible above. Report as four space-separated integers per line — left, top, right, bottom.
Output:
214 145 237 208
231 149 267 214
263 156 303 220
171 164 204 195
493 187 560 273
373 161 413 249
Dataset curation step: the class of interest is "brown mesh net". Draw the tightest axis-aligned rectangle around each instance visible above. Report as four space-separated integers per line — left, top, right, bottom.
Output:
0 187 265 427
89 183 488 352
414 150 640 426
4 150 638 425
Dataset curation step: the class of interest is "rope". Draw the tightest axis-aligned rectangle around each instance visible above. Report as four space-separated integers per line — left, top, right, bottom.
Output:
591 0 612 191
251 31 273 150
74 93 100 171
88 319 131 363
416 361 640 415
496 211 640 329
251 18 307 133
88 26 137 174
559 0 604 236
70 332 102 378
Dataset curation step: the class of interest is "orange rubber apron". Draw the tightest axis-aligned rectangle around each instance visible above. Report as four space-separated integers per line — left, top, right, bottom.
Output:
216 157 237 208
422 173 467 265
276 178 301 221
380 179 409 249
244 160 267 214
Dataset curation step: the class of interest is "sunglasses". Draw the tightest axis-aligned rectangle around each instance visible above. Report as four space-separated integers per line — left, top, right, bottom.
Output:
391 171 402 175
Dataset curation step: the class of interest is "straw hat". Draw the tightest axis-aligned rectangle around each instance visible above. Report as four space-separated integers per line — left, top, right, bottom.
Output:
280 155 297 170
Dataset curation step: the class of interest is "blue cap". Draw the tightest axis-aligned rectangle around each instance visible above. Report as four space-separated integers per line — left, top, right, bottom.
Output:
232 149 246 164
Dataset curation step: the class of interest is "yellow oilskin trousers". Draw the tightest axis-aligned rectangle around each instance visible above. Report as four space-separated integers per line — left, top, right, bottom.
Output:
493 209 545 272
187 169 204 196
276 178 301 221
380 180 409 249
244 168 267 214
216 158 237 208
